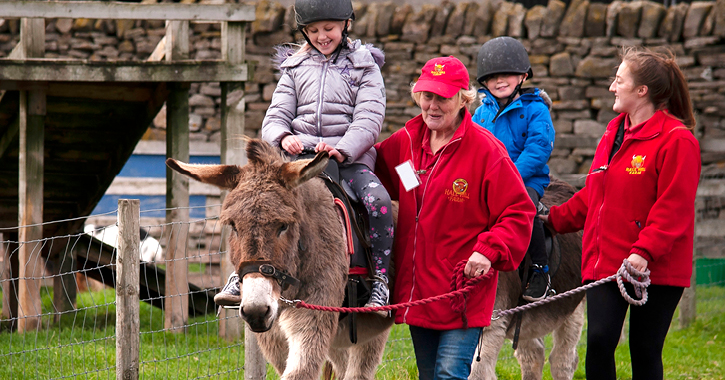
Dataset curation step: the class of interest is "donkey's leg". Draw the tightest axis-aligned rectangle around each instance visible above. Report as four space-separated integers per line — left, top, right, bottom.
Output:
343 330 389 380
514 337 545 380
327 348 349 380
255 324 290 376
549 299 585 380
469 318 509 380
278 309 339 380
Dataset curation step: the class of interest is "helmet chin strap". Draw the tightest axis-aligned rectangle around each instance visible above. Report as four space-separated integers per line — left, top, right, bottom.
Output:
299 20 350 64
490 78 525 123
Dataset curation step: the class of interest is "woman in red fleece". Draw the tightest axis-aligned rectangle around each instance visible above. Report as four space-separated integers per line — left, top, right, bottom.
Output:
542 47 701 379
375 56 535 380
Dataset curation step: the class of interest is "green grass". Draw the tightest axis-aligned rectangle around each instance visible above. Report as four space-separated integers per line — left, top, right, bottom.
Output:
1 286 723 379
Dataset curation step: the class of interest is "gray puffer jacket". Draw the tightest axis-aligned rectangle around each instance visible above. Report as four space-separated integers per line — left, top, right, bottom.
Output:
261 40 386 169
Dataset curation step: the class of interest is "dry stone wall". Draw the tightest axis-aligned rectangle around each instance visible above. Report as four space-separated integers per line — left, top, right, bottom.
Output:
1 0 725 184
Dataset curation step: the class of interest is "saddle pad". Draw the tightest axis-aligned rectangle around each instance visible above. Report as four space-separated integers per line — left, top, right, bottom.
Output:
334 198 355 257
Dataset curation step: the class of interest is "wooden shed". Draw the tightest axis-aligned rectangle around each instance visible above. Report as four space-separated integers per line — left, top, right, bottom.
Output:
0 1 251 338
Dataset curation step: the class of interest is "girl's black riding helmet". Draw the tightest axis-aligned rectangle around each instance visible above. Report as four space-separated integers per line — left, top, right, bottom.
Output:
294 0 355 62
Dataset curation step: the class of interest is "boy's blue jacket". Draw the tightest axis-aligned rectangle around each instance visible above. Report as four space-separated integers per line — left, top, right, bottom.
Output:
472 87 555 197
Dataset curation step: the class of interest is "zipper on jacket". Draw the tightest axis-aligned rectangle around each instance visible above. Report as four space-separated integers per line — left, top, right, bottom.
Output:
402 134 461 324
401 128 417 323
316 60 330 140
594 135 628 275
594 127 660 276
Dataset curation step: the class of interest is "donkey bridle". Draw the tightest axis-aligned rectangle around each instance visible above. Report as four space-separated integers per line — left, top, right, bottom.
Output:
239 261 300 290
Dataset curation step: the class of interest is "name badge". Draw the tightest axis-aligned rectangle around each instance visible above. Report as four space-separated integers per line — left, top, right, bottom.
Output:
395 160 421 192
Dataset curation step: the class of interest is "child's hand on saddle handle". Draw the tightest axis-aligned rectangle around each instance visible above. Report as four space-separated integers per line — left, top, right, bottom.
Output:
315 142 345 163
282 135 304 155
465 251 492 279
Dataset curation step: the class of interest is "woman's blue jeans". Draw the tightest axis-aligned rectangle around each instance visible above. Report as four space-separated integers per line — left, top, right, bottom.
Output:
409 325 482 380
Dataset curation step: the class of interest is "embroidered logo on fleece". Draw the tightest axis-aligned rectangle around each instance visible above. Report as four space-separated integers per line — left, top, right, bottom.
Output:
431 64 445 76
445 178 470 203
627 155 646 175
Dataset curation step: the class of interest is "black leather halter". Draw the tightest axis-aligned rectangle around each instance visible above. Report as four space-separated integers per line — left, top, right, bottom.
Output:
238 261 300 290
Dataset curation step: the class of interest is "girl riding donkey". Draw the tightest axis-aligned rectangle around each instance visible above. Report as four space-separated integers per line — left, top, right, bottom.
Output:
214 0 393 314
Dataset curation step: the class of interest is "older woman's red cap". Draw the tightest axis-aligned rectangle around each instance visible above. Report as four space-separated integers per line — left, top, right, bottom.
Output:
412 56 470 98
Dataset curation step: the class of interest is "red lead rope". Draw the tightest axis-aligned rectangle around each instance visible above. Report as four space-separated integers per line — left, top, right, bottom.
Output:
288 260 493 321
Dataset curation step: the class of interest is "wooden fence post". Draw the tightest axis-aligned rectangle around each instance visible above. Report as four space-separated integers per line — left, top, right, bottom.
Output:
165 19 191 333
17 15 46 334
219 20 246 342
117 199 140 380
679 213 697 328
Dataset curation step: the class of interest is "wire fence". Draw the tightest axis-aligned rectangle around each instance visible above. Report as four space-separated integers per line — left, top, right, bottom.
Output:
0 203 245 379
1 167 724 379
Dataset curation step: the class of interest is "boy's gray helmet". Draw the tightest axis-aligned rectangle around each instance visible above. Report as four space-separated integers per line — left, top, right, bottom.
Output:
294 0 355 28
476 37 533 84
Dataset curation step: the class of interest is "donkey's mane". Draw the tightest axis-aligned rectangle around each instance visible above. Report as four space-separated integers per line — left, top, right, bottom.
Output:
246 138 288 167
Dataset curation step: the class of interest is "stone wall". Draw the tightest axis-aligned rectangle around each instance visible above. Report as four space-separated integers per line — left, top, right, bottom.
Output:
1 0 724 183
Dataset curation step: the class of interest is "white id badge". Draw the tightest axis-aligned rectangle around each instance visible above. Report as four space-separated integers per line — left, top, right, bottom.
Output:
395 160 421 192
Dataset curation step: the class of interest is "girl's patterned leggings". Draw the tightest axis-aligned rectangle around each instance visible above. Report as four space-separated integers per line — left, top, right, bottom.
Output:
339 164 394 276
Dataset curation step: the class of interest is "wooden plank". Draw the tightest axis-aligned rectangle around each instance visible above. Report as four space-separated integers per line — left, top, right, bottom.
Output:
106 177 221 197
17 16 45 334
219 20 246 342
165 82 190 333
147 36 166 62
47 83 155 101
134 140 220 156
164 19 191 332
0 1 255 22
680 214 697 329
18 90 45 333
0 60 249 83
116 199 140 380
166 21 189 62
45 98 145 115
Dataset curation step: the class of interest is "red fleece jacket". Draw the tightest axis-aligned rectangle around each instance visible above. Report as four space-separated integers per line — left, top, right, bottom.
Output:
375 109 535 329
548 110 701 287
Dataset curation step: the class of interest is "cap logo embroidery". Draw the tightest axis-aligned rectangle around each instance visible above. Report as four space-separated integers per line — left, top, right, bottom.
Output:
431 64 446 76
627 155 646 175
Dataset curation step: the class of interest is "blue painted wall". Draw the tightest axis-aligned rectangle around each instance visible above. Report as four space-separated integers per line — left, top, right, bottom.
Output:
92 154 221 219
118 155 220 177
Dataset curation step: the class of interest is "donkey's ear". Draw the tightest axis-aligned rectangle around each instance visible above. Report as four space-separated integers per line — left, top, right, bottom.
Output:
166 158 241 190
280 151 329 189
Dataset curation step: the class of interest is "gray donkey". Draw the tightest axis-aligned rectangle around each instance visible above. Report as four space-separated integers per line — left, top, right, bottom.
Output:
471 178 585 380
167 138 393 380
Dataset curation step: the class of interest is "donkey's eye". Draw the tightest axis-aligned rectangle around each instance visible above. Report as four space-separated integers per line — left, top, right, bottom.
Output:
278 223 288 236
229 221 238 234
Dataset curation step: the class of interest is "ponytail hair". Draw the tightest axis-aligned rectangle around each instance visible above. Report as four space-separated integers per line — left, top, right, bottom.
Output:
620 46 696 130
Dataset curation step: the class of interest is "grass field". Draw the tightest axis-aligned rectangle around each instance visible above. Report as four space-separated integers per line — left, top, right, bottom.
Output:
1 286 723 379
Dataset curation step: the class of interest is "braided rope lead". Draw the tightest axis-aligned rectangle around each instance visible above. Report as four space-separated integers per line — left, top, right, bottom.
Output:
281 259 650 317
286 260 492 313
491 259 650 320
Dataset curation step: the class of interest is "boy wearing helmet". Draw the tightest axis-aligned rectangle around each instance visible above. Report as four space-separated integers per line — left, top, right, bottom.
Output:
473 37 556 302
216 0 393 315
